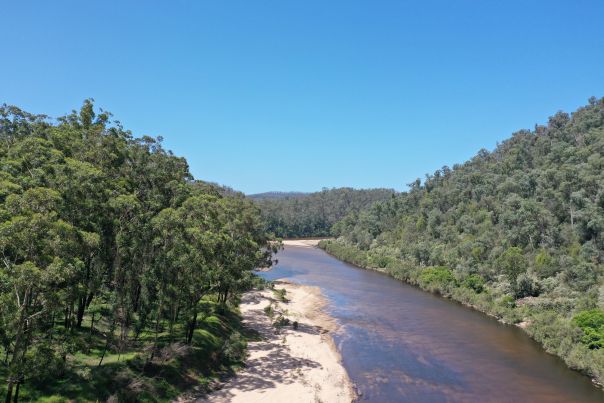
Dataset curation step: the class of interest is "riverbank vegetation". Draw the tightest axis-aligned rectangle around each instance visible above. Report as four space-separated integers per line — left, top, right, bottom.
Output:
0 101 276 401
251 187 396 238
321 97 604 384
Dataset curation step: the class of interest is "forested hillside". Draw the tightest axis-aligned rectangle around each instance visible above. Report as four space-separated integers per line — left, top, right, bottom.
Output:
0 101 276 401
253 187 396 238
321 97 604 383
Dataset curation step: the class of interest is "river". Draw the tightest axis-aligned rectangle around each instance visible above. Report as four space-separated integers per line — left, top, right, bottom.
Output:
260 245 604 402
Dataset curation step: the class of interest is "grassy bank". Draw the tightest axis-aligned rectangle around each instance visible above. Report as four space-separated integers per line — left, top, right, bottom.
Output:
0 296 258 402
319 239 604 387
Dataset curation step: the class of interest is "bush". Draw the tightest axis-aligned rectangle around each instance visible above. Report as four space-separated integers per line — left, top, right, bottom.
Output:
273 315 290 328
273 288 288 302
222 331 246 362
418 266 457 293
496 247 527 284
321 240 370 268
371 254 395 269
534 249 558 278
462 274 485 293
500 295 516 309
515 274 541 298
564 263 599 292
573 309 604 349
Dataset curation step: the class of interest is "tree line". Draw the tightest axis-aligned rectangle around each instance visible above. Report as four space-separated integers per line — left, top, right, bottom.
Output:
251 187 396 238
0 101 276 401
321 97 604 384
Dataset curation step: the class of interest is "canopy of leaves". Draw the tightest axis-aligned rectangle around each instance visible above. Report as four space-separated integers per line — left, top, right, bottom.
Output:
253 187 397 238
0 101 276 401
320 97 604 381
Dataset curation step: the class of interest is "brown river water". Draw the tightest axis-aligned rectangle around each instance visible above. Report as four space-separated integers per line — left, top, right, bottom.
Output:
260 245 604 402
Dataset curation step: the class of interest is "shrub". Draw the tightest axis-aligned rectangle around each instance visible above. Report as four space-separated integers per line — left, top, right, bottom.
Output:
496 247 527 284
222 331 246 362
273 315 290 328
418 266 457 293
573 309 604 349
273 288 288 302
371 254 395 269
534 249 558 278
462 274 485 293
500 295 516 309
515 274 541 298
563 262 599 292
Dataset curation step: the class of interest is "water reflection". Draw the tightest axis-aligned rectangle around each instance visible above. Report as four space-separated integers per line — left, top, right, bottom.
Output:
261 246 604 402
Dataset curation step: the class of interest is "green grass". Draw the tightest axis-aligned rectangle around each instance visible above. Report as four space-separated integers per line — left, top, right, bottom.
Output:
0 298 258 402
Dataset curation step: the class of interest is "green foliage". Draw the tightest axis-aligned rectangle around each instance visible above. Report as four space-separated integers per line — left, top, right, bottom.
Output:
534 249 557 278
222 331 246 362
318 98 604 384
463 274 485 293
496 247 528 285
263 304 275 318
564 262 600 292
499 295 516 309
574 310 604 349
418 267 457 293
273 288 288 302
0 101 276 401
252 187 396 238
515 274 541 298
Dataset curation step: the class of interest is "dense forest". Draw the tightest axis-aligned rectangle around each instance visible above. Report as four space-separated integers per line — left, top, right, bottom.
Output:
0 101 276 401
321 97 604 384
252 187 396 238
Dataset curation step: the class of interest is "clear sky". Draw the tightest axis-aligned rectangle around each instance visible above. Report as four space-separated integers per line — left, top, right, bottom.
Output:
2 1 603 194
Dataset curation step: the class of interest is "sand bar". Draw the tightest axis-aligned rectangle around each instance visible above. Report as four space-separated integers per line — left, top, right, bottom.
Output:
194 281 354 403
281 239 323 248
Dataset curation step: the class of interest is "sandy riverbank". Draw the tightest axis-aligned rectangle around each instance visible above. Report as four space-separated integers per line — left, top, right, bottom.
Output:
198 281 354 403
281 239 323 247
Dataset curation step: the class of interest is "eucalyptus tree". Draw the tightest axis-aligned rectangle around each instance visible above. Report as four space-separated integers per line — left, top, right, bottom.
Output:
0 100 276 400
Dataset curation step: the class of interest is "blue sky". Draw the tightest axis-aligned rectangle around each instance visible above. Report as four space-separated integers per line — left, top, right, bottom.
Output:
2 1 603 194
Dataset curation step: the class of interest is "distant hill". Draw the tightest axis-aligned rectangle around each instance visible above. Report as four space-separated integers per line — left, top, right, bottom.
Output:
248 191 309 200
252 187 397 238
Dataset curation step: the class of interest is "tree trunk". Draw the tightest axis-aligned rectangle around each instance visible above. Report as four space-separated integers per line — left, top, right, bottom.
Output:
186 308 198 345
13 381 21 403
76 291 94 328
133 285 141 313
98 319 115 367
5 382 13 403
149 297 163 364
98 336 109 367
90 312 95 335
7 290 30 403
168 303 178 343
64 305 70 329
76 297 86 328
76 260 92 328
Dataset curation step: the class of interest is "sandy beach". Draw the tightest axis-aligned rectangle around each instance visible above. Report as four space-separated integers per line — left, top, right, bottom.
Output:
198 280 354 403
281 239 323 248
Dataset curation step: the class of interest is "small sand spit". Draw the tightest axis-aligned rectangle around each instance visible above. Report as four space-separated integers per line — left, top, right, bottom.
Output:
178 281 354 403
281 239 322 248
